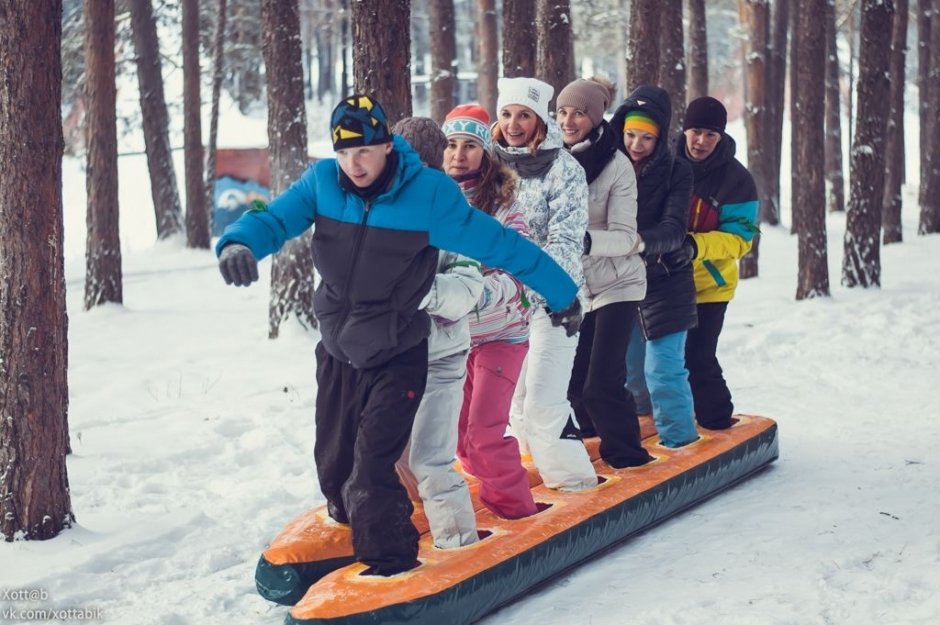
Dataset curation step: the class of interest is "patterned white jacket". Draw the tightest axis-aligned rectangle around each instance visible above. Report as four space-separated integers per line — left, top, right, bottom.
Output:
493 121 589 307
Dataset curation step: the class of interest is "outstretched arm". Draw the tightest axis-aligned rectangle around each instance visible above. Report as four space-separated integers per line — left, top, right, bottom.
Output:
428 180 578 312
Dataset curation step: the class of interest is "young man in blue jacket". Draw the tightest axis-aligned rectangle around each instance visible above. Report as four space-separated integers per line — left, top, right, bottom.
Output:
216 94 583 576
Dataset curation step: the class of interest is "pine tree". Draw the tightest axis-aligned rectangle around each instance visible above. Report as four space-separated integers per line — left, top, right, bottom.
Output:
0 0 74 542
842 0 894 288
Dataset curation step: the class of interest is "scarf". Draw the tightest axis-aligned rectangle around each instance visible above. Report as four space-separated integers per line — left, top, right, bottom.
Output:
568 122 618 185
492 143 559 179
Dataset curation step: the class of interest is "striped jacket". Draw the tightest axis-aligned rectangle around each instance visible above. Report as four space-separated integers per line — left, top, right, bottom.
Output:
493 121 589 306
469 203 532 346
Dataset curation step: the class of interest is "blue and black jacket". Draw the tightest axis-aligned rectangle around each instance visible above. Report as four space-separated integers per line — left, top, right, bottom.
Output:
216 136 577 369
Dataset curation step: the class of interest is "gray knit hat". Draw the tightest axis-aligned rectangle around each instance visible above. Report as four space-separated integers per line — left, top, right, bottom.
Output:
556 78 613 127
392 116 447 170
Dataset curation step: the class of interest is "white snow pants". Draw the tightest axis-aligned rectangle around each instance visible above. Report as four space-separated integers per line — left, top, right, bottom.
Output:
398 351 478 548
509 309 597 491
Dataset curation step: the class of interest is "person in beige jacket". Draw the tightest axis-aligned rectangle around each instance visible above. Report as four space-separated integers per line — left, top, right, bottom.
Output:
556 77 652 468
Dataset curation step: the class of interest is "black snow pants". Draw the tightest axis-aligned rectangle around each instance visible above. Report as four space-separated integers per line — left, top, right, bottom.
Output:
313 339 428 573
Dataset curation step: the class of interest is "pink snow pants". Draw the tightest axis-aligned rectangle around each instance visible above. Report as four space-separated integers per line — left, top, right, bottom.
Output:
457 340 537 519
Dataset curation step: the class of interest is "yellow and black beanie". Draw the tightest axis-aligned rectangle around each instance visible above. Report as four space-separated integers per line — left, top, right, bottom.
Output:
330 94 392 151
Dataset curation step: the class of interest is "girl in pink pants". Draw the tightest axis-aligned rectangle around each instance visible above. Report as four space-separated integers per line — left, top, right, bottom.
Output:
442 104 538 519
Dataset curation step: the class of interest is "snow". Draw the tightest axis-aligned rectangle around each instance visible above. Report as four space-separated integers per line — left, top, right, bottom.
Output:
3 106 939 625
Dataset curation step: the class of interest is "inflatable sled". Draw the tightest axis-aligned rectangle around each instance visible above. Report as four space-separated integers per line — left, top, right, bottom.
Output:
261 414 778 625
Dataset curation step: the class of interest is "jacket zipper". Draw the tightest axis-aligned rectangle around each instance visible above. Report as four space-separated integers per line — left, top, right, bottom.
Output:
337 200 372 360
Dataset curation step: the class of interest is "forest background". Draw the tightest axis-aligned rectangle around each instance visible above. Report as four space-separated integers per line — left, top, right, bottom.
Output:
1 1 939 622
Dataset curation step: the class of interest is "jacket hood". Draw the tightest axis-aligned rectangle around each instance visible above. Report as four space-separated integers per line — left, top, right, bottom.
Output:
610 85 674 169
611 85 673 137
384 134 427 199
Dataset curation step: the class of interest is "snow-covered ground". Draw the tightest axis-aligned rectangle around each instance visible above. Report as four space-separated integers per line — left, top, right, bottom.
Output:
2 100 938 625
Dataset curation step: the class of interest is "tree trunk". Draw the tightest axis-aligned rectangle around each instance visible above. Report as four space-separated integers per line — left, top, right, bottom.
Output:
845 2 856 153
626 0 661 90
842 0 894 288
129 0 184 240
351 0 412 125
824 0 845 214
261 0 318 338
536 0 576 101
206 0 228 234
920 0 940 234
84 0 123 309
0 0 74 542
738 0 771 280
659 0 686 145
793 0 829 300
503 0 537 78
183 0 208 248
475 0 498 118
316 0 336 102
789 1 800 233
340 0 350 96
765 0 789 227
918 0 931 216
429 0 457 123
882 0 907 244
686 0 708 100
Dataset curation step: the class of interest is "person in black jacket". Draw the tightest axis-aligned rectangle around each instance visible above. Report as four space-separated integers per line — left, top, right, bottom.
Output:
676 96 759 430
610 85 700 449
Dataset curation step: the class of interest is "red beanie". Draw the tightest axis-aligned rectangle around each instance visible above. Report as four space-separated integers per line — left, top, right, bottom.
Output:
442 104 492 150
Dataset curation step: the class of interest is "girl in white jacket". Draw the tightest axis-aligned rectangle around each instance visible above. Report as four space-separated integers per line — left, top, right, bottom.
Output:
492 77 597 491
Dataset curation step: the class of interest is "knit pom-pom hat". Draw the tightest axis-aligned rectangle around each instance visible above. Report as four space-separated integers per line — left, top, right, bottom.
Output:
441 104 492 150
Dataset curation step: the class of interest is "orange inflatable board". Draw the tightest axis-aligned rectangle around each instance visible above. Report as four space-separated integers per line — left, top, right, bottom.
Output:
268 415 778 625
256 418 660 605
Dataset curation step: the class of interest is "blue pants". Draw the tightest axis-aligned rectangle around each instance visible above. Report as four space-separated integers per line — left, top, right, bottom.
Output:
625 322 698 448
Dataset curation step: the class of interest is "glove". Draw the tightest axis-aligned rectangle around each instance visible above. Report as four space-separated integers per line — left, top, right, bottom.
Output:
218 244 259 286
547 298 582 337
680 235 698 264
664 235 698 269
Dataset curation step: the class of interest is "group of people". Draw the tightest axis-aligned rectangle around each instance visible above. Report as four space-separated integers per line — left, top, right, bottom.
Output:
216 77 758 577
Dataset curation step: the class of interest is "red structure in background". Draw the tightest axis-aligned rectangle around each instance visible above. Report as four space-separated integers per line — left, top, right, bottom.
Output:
215 147 272 187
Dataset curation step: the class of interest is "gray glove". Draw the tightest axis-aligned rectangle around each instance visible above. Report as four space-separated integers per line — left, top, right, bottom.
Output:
218 244 259 286
547 298 582 337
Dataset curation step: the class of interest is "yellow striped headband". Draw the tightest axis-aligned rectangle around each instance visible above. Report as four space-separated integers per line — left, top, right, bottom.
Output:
623 111 660 137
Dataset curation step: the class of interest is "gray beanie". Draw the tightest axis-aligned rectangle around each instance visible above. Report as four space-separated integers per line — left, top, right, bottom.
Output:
556 79 613 127
392 116 447 170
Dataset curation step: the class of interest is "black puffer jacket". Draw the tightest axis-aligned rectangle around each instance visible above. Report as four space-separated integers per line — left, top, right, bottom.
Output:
610 85 697 340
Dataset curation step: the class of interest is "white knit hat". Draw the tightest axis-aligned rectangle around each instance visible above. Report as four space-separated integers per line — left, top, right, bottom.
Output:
496 77 554 125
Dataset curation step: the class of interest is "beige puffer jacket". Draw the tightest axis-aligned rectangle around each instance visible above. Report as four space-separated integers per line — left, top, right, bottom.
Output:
579 149 647 312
